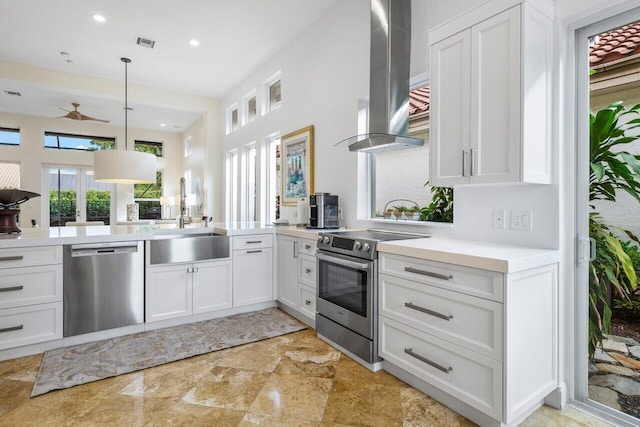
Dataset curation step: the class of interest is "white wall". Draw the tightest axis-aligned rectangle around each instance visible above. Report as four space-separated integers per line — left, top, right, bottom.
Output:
222 0 369 225
0 112 182 225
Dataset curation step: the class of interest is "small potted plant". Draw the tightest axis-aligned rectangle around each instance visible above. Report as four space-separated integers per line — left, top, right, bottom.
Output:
407 205 420 220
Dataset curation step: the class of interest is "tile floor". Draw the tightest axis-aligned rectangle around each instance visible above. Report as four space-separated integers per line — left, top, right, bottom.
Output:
0 329 613 426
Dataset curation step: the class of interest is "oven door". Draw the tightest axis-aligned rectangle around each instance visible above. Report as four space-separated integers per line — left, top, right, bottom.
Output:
316 251 375 339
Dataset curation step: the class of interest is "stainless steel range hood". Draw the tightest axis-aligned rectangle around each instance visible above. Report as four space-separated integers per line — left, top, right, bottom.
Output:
339 0 424 153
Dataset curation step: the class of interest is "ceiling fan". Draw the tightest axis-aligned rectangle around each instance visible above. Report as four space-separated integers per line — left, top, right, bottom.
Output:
57 102 110 123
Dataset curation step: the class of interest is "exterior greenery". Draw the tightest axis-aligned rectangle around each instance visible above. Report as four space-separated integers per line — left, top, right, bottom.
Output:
420 183 453 223
589 101 640 355
49 189 110 225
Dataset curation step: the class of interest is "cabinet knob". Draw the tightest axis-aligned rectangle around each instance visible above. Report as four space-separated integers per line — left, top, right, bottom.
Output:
305 268 312 274
305 244 311 250
305 299 312 305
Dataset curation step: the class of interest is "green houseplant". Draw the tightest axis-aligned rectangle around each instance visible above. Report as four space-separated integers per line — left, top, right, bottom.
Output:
420 183 453 223
589 101 640 355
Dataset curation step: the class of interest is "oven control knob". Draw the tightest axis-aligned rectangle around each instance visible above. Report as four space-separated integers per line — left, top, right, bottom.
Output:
317 236 323 243
323 236 330 244
354 241 362 250
363 243 371 252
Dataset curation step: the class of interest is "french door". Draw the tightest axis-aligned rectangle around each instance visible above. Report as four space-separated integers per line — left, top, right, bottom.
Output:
44 166 114 226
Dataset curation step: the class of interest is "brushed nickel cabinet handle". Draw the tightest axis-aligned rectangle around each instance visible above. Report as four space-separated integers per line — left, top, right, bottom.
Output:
0 256 23 262
404 348 452 373
404 267 452 281
293 241 298 258
462 150 468 177
246 250 262 254
0 325 23 333
246 240 262 244
0 285 24 293
405 302 452 321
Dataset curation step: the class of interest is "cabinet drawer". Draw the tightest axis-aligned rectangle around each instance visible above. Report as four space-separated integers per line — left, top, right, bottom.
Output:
380 273 502 360
233 234 273 250
298 254 316 288
379 316 502 419
0 246 62 269
0 265 63 310
0 302 62 350
298 239 317 256
298 285 316 320
379 253 503 302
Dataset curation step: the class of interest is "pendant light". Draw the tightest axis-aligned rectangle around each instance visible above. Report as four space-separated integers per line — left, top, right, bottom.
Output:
94 57 156 183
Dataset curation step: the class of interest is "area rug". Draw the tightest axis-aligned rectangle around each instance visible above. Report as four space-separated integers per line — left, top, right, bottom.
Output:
31 308 306 397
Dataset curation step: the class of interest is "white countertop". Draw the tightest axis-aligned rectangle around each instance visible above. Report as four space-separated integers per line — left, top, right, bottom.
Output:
377 237 560 273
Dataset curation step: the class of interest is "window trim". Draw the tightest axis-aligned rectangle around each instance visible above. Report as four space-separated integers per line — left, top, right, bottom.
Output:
44 131 115 151
263 71 282 114
226 103 239 135
242 89 257 126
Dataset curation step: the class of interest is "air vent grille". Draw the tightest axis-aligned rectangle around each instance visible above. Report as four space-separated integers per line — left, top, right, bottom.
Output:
136 37 156 49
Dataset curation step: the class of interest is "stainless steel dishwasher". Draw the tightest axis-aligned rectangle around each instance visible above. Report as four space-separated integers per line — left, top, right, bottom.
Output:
63 241 144 337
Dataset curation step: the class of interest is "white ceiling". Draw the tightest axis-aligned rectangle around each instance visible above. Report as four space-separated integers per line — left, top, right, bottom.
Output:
0 0 341 132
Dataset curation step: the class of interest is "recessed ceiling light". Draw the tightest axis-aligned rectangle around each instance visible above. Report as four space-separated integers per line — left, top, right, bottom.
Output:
92 14 106 23
160 123 166 127
189 39 200 47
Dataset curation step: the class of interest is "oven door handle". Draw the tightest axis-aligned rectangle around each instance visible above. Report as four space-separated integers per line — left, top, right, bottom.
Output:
316 252 370 270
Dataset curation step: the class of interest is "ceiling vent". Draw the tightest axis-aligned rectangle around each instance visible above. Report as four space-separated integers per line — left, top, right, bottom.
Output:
136 37 156 49
4 90 21 96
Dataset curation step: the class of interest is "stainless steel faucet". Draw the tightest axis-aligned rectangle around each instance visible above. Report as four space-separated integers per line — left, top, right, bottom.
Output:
179 177 186 228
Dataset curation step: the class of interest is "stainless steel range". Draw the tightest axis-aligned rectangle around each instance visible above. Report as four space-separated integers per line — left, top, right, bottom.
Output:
315 229 425 369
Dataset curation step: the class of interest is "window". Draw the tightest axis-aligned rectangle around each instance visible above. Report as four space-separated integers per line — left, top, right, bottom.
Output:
265 135 281 221
241 143 257 222
247 96 257 123
134 140 163 157
225 150 238 221
0 127 19 146
268 80 281 111
360 83 450 223
47 167 112 226
0 162 20 188
134 171 163 219
226 104 239 134
264 71 282 113
44 132 115 151
184 136 192 157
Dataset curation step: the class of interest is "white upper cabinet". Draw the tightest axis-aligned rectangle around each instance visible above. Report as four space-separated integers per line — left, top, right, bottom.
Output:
429 0 553 186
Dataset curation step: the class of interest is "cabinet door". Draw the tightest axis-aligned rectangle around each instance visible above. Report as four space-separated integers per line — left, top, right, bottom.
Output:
470 6 521 184
277 236 298 308
233 247 273 307
193 260 233 314
430 29 471 186
145 264 192 322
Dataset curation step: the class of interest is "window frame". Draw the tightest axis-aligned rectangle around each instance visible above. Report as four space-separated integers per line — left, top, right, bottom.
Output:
242 90 257 126
44 131 115 151
134 170 163 220
226 103 239 134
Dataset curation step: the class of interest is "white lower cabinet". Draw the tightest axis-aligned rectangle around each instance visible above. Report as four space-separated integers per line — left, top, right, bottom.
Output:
146 259 232 322
0 246 63 350
232 235 274 307
379 252 558 426
276 235 318 324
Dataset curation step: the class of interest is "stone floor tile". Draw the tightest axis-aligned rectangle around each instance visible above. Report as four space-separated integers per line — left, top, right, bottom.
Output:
248 372 332 421
274 346 341 379
143 399 245 427
0 378 37 417
181 366 271 411
400 386 476 427
519 405 614 427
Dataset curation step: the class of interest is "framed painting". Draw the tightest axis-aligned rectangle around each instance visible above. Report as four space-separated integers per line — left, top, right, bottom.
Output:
281 125 314 205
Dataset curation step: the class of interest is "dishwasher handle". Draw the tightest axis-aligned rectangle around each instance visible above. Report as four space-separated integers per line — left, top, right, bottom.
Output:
69 242 140 257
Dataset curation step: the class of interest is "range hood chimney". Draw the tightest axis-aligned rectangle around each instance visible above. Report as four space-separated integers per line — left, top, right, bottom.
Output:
339 0 424 153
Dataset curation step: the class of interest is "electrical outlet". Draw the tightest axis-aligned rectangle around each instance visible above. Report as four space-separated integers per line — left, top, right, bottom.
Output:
492 210 506 229
511 210 533 231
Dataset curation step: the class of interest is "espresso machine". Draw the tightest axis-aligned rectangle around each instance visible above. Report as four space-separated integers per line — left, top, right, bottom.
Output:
308 193 339 229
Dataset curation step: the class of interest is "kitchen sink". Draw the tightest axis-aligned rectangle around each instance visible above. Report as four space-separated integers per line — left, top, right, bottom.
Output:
146 233 230 265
